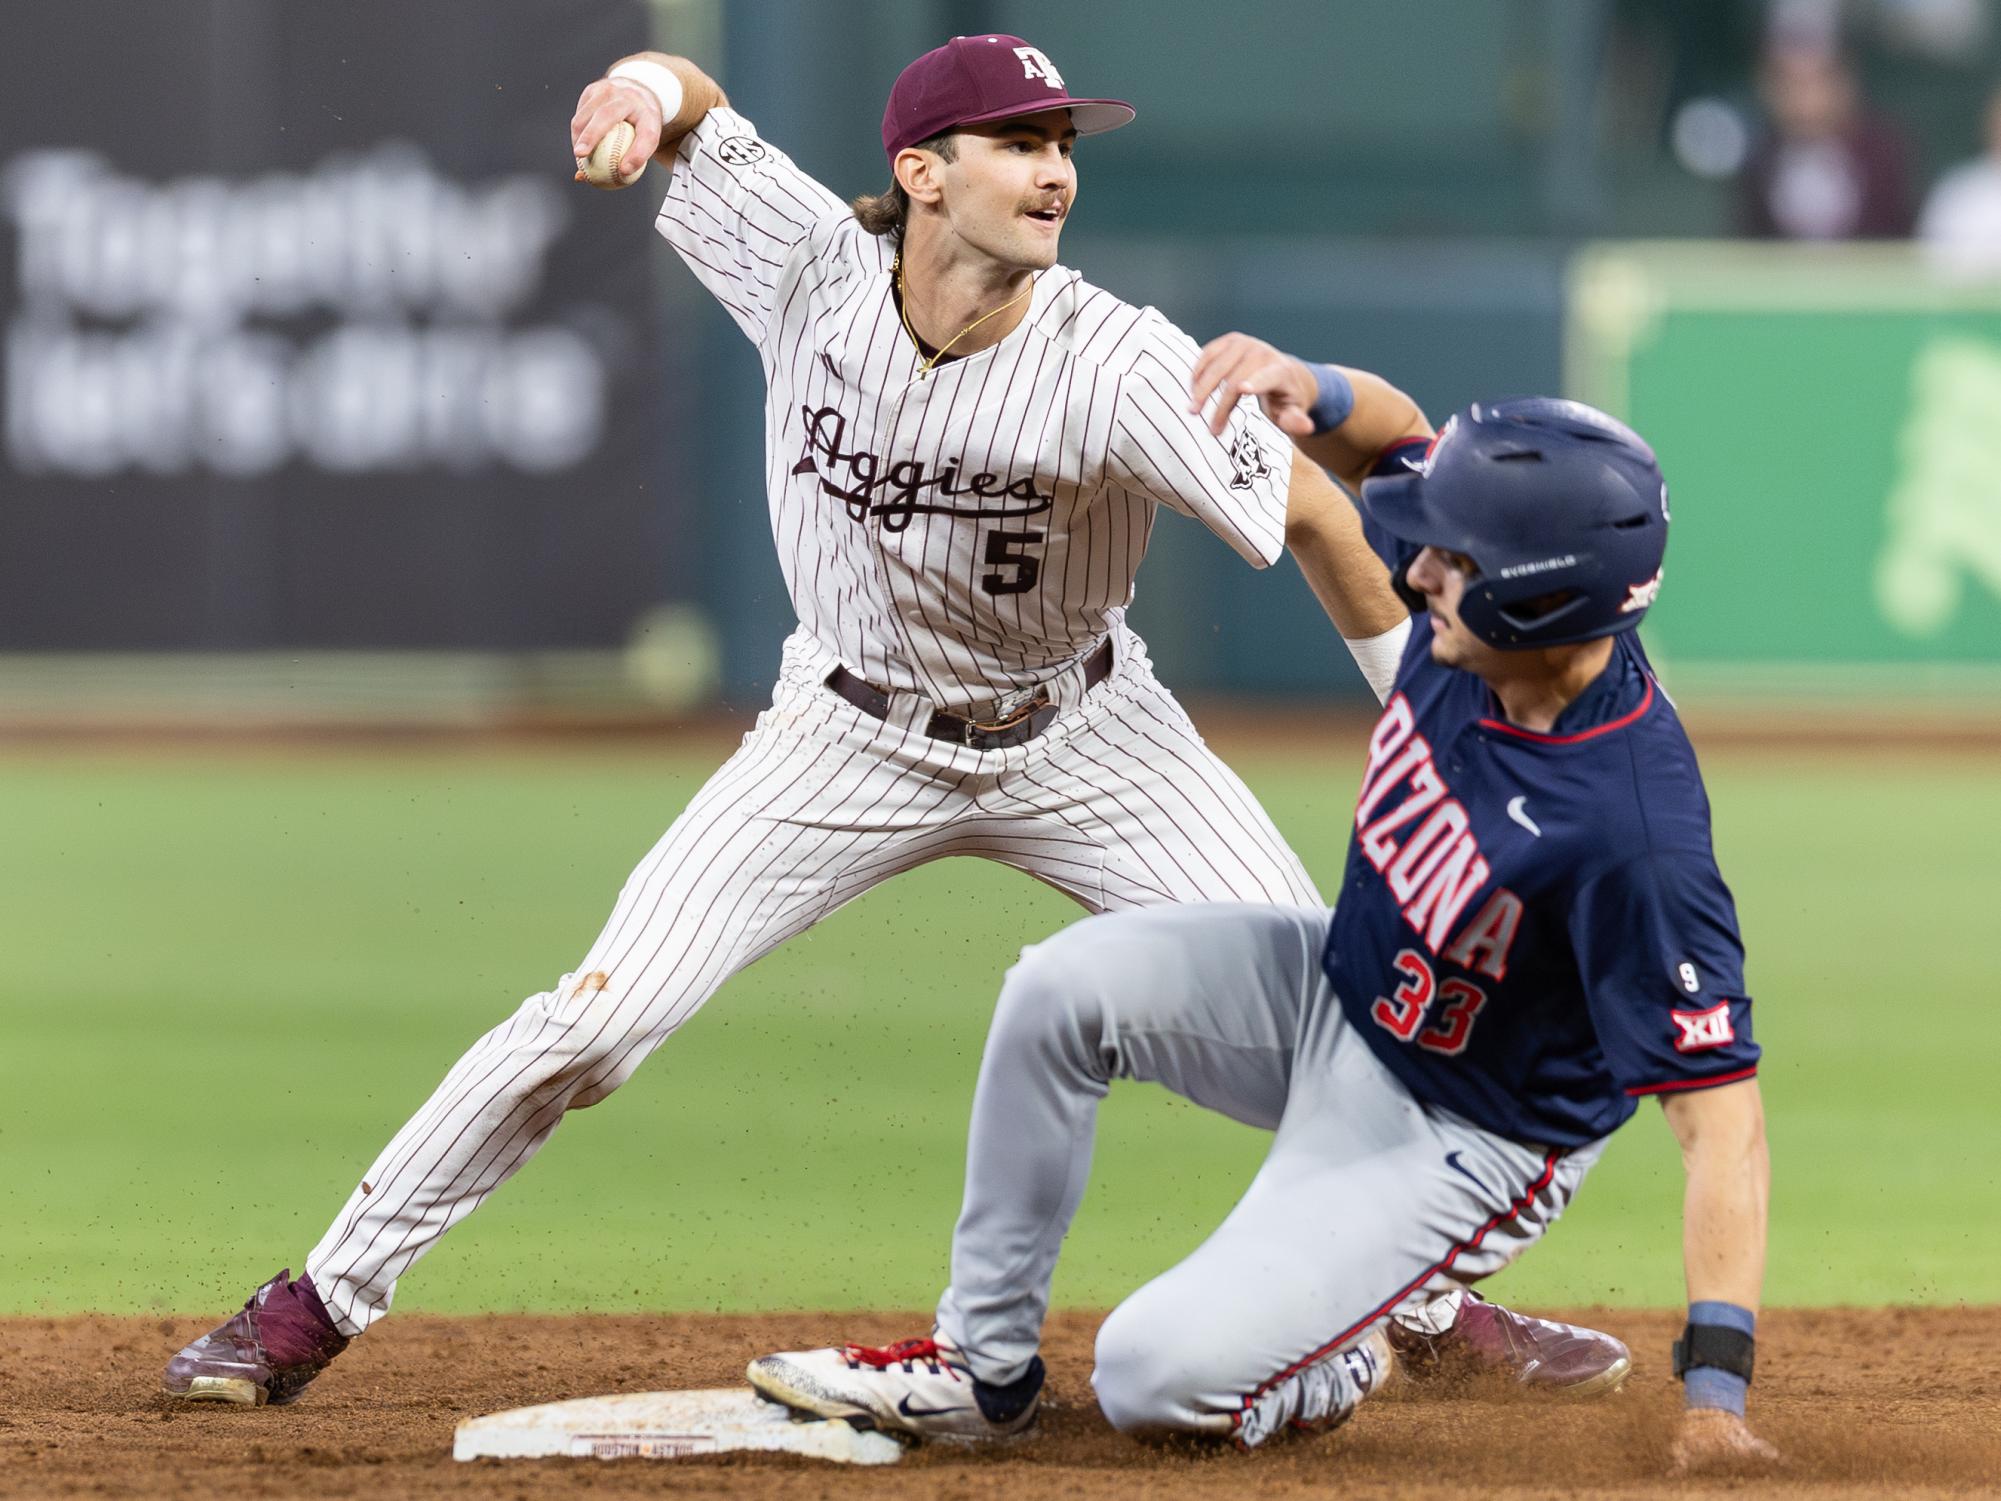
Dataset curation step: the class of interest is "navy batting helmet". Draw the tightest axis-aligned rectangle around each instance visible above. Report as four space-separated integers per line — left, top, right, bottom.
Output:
1361 397 1669 650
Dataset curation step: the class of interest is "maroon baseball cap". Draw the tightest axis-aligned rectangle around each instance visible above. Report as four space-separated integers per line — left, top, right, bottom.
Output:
882 35 1135 161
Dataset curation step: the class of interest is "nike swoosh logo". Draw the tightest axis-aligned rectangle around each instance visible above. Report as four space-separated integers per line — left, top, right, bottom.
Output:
897 1395 973 1419
1445 1150 1493 1196
1506 796 1541 837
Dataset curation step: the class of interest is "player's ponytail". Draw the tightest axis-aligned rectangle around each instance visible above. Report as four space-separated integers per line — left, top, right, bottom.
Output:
850 184 909 242
851 132 958 245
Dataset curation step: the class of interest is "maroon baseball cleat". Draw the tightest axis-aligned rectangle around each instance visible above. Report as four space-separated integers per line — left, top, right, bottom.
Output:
1388 1292 1630 1397
163 1269 350 1406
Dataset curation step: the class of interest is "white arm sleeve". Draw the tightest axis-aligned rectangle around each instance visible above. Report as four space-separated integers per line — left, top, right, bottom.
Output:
654 107 849 345
1343 615 1413 705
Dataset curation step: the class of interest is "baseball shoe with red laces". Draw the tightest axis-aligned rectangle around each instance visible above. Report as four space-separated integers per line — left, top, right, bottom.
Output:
163 1269 350 1407
1388 1291 1630 1397
747 1336 1043 1441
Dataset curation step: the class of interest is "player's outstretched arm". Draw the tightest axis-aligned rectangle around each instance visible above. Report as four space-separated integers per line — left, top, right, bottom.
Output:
1188 334 1429 491
1661 1078 1779 1475
570 53 728 185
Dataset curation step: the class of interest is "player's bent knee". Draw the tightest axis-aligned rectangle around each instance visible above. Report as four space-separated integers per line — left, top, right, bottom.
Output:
992 926 1117 1032
989 931 1165 1092
1092 1361 1193 1436
999 911 1176 1016
993 911 1237 1090
1006 914 1128 984
1091 1304 1226 1438
499 971 651 1111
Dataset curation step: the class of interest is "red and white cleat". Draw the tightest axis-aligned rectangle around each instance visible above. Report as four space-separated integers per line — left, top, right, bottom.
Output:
747 1335 1042 1442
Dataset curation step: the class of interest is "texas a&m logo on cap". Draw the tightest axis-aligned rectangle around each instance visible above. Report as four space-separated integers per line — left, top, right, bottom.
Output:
1670 1001 1735 1053
1014 45 1065 88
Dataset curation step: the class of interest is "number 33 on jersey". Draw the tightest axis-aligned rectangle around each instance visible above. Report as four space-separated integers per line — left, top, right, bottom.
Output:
1323 613 1762 1149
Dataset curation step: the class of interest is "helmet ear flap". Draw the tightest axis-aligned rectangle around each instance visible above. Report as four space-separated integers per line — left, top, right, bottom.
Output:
1495 590 1592 639
1388 560 1429 617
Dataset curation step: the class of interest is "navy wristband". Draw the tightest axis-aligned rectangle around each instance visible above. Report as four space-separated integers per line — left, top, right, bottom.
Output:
1305 362 1355 435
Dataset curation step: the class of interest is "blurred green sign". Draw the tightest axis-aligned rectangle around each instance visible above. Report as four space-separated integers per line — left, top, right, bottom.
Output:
1568 245 2001 690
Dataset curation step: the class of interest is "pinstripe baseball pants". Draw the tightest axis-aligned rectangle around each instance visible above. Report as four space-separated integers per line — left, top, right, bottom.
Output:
305 627 1320 1333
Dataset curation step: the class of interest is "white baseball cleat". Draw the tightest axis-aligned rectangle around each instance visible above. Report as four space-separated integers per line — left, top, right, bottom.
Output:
746 1336 1043 1442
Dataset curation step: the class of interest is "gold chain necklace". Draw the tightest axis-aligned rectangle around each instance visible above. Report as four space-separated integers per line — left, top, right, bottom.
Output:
893 252 1034 378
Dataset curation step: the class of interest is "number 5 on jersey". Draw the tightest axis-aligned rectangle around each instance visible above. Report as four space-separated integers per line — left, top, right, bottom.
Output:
1371 948 1490 1056
981 529 1044 595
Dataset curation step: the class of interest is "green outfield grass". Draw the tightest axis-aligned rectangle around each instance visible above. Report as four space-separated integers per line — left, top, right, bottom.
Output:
3 739 1994 1319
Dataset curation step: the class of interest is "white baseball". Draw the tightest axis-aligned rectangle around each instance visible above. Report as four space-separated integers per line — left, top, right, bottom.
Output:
582 120 641 191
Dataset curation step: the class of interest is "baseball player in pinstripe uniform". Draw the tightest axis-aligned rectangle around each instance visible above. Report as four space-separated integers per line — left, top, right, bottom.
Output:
163 36 1617 1408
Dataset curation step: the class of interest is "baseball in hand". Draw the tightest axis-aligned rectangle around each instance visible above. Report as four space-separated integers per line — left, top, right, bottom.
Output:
581 121 643 190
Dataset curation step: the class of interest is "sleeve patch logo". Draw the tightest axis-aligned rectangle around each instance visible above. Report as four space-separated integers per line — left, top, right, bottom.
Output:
1670 1001 1734 1052
1228 431 1275 491
718 137 767 166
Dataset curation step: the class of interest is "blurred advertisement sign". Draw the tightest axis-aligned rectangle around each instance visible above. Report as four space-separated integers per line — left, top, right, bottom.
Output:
1876 338 2001 639
1569 244 2001 687
0 1 676 652
5 146 595 477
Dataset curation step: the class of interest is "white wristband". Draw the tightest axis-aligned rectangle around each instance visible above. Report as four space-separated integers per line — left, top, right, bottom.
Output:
607 59 686 129
1342 615 1412 706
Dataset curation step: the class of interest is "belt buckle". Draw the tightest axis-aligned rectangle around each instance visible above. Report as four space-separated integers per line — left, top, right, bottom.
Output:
963 686 1046 745
988 684 1042 724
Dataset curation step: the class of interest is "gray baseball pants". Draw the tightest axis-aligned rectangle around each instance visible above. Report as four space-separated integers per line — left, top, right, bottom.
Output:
933 902 1602 1446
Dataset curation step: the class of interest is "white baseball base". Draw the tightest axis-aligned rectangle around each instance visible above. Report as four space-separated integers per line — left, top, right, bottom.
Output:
452 1387 905 1465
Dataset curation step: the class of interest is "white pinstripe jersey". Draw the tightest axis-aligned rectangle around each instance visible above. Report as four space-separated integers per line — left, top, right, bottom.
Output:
657 108 1294 711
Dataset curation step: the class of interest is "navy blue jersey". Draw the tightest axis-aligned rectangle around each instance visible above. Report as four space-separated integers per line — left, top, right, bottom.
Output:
1325 478 1759 1147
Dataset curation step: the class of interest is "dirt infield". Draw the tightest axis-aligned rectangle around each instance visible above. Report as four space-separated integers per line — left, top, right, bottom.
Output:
9 1308 1998 1499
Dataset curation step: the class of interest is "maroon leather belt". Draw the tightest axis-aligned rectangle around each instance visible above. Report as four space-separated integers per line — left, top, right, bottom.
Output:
825 638 1113 752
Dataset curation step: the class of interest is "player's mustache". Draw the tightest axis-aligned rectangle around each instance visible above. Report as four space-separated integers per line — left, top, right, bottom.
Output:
1020 196 1068 217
